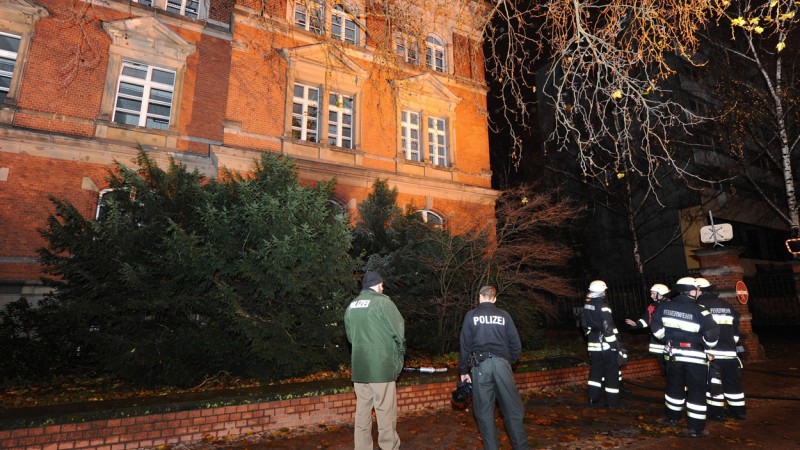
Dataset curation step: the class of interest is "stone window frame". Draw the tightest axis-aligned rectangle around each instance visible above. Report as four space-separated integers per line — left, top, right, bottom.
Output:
394 74 460 169
427 115 448 167
400 110 421 162
327 90 354 149
0 0 48 115
291 0 364 47
97 17 196 147
281 45 367 153
418 209 444 228
112 60 177 130
425 34 447 73
131 0 208 21
291 82 321 143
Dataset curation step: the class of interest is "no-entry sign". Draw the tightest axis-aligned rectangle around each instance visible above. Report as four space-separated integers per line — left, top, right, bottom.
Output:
736 280 749 304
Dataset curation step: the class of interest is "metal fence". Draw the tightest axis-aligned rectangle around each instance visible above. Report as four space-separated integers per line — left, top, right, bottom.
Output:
544 269 800 330
543 270 700 329
744 271 800 328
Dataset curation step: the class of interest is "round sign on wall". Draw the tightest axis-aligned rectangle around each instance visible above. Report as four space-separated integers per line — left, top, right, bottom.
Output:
736 280 749 304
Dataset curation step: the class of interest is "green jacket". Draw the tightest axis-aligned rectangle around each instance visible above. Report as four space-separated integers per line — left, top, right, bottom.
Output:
344 289 406 383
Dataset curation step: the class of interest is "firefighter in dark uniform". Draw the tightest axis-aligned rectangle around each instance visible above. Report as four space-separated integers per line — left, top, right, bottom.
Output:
580 280 621 407
696 277 746 421
459 286 529 450
651 277 720 437
626 283 671 372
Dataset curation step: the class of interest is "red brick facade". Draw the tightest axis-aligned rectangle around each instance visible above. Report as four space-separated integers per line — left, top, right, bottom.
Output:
693 248 765 361
0 0 498 299
0 359 661 450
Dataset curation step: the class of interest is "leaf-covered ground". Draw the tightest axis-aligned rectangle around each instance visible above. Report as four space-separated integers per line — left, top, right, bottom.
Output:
0 334 590 410
172 333 800 449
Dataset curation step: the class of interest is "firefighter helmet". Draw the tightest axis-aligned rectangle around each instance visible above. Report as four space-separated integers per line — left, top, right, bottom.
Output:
695 277 712 289
675 277 699 293
589 280 608 293
650 283 670 296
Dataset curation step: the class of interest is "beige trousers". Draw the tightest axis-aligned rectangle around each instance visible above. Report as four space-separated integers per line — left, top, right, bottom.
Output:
353 381 400 450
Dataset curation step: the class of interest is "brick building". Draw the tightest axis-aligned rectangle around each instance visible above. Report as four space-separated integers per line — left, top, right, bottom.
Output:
0 0 498 303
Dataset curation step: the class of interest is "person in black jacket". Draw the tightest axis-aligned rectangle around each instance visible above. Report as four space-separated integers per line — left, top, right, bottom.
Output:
580 280 621 408
696 277 746 421
459 286 529 450
651 277 720 438
626 283 671 372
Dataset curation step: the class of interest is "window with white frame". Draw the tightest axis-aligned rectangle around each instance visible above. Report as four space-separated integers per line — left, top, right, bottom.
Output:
331 5 359 45
395 35 419 65
292 83 320 143
132 0 200 19
328 92 353 148
425 35 446 73
418 209 444 227
0 32 21 104
428 116 448 166
294 0 324 34
401 110 421 162
113 61 175 130
166 0 199 19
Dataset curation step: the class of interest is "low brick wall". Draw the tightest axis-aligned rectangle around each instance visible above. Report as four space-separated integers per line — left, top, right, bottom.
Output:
0 359 660 450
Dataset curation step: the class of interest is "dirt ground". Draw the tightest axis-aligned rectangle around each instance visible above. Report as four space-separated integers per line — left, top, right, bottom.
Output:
180 332 800 449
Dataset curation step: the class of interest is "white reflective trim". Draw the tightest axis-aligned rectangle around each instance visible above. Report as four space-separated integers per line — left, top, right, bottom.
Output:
707 400 725 406
687 402 707 412
687 411 706 419
638 319 648 327
665 394 685 405
662 317 701 332
605 388 620 394
605 335 617 342
725 393 745 400
712 315 734 325
673 355 707 364
588 380 602 387
704 338 719 347
728 400 746 406
654 329 665 339
707 350 738 357
666 403 684 412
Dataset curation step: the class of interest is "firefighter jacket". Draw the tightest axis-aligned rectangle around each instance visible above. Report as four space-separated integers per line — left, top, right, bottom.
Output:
651 294 720 364
458 301 522 374
630 299 667 355
580 295 620 352
344 289 406 383
699 292 740 359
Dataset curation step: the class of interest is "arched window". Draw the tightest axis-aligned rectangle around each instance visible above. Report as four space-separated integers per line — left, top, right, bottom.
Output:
418 209 444 228
425 35 446 73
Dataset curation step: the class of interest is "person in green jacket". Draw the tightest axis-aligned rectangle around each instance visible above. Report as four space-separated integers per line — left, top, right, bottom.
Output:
344 271 406 450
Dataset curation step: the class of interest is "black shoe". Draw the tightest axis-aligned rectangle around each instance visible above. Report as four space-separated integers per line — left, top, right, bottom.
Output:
661 418 679 426
588 399 602 407
708 415 727 423
687 429 709 438
620 387 632 394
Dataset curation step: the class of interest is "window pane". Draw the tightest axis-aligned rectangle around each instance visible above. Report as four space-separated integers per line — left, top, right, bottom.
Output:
329 111 337 122
0 34 21 53
151 69 175 86
147 102 171 117
146 117 170 130
150 88 173 103
0 58 14 75
116 97 142 111
308 106 318 118
307 132 318 142
343 113 351 125
294 84 305 98
342 139 351 148
292 103 303 115
329 93 337 104
328 124 338 135
119 82 144 98
122 65 147 79
114 111 140 126
0 76 10 90
308 88 319 102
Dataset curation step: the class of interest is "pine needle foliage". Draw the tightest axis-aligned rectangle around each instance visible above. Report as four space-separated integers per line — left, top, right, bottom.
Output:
26 151 356 387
